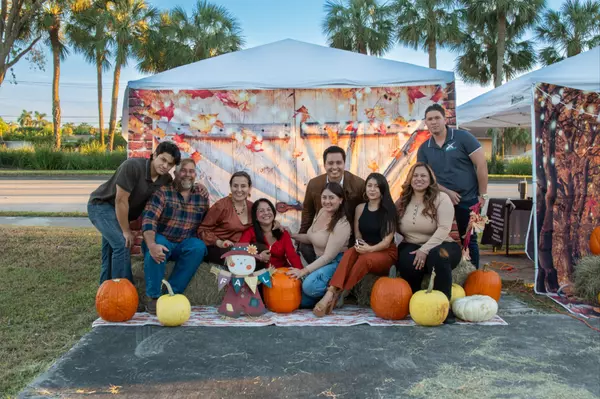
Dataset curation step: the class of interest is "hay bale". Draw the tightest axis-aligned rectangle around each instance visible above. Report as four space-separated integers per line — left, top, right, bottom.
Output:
573 255 600 302
420 259 476 289
132 257 225 306
351 273 382 307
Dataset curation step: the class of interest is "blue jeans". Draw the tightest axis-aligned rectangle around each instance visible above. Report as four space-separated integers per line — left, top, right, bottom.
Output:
300 253 344 308
454 198 480 268
142 234 207 298
87 202 132 284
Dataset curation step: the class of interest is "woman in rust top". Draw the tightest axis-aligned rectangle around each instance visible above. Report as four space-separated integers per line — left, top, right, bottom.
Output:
239 198 303 270
197 171 253 265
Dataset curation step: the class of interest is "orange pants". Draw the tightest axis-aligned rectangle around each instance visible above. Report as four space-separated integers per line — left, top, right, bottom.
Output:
329 244 398 291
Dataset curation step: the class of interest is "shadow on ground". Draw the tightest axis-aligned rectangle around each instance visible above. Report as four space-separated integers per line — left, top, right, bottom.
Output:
21 308 600 399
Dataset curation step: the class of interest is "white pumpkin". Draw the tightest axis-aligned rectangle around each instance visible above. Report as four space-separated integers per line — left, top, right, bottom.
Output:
452 295 498 322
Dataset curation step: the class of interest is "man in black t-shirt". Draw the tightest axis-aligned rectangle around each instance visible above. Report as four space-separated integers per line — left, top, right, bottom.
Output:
88 142 181 284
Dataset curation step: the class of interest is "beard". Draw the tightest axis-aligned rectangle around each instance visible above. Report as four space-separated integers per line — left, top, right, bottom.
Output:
177 178 194 190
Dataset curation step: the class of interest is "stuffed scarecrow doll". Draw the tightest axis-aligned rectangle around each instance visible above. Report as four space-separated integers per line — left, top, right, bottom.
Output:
210 243 273 318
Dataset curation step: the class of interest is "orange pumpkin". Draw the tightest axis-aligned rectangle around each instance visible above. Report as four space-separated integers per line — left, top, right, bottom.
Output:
464 264 502 302
95 279 139 322
370 277 413 320
590 227 600 255
263 268 302 313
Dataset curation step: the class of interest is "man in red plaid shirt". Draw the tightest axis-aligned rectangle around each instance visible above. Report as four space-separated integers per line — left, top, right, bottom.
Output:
141 158 210 314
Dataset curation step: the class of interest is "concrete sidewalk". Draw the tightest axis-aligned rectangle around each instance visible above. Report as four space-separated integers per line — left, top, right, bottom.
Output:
20 298 600 398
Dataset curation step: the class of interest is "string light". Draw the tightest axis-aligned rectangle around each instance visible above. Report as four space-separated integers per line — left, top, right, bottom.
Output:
536 87 600 120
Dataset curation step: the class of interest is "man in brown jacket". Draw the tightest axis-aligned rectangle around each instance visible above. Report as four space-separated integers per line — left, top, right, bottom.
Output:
298 146 365 263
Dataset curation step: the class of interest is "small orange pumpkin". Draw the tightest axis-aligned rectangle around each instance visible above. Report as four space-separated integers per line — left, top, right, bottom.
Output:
263 268 302 313
590 227 600 255
464 264 502 302
95 279 139 322
370 277 413 320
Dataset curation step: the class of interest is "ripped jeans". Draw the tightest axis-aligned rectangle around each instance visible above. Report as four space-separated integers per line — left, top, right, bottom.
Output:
300 252 344 308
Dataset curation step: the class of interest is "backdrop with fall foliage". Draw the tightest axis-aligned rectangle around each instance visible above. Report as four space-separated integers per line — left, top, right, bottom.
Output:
126 84 455 231
534 83 600 294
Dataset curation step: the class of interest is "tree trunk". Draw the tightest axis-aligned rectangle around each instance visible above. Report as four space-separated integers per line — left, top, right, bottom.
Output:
50 23 62 150
428 39 436 69
494 12 506 88
108 62 121 152
0 68 5 86
96 55 105 147
535 90 559 292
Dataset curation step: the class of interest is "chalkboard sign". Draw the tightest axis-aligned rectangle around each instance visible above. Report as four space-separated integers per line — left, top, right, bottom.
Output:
481 198 507 247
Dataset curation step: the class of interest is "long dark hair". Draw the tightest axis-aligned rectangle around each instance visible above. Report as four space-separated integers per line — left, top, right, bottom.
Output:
364 173 397 238
251 198 283 243
397 162 440 222
321 182 347 232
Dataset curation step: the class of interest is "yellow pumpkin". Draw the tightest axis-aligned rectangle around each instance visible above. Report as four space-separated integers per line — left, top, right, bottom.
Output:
450 284 466 305
157 279 191 327
409 271 449 326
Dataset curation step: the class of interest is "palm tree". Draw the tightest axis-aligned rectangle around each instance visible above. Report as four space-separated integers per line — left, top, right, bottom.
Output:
136 0 244 74
18 110 33 127
454 21 536 87
535 0 600 66
39 0 75 149
322 0 395 56
33 111 49 128
461 0 545 88
393 0 463 69
66 0 112 146
106 0 156 151
455 18 536 160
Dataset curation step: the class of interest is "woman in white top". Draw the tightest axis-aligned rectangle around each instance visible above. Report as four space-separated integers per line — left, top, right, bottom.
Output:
396 162 462 324
289 182 351 311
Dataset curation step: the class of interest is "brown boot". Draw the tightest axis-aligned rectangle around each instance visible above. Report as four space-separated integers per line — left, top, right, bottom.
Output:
146 297 158 315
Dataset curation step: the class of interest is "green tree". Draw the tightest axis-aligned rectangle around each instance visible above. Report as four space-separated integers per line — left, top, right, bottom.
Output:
33 111 49 127
461 0 545 87
393 0 463 69
136 0 243 74
17 110 33 127
0 0 46 86
322 0 395 56
535 0 600 66
62 121 75 135
0 116 8 137
66 0 112 146
455 2 541 161
105 0 155 151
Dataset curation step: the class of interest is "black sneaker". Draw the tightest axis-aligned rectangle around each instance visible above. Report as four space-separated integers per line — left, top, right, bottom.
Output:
444 310 456 324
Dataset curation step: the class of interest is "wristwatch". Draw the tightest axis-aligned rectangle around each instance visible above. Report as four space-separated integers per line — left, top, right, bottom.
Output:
481 193 489 199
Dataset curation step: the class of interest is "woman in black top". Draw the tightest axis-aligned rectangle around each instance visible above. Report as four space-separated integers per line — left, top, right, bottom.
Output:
312 173 399 316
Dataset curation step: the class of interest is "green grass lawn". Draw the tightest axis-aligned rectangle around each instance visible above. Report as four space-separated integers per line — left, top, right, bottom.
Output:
0 226 100 397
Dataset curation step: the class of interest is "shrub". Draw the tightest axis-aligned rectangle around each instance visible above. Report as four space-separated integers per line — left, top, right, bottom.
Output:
0 146 126 170
505 156 532 175
487 157 505 174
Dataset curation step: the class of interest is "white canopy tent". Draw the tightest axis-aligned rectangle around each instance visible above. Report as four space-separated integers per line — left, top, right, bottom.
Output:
456 46 600 128
126 38 455 90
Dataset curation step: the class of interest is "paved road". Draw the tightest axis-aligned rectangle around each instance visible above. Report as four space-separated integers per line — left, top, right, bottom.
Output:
0 177 534 213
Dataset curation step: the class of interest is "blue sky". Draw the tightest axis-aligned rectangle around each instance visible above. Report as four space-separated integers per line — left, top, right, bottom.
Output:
0 0 565 125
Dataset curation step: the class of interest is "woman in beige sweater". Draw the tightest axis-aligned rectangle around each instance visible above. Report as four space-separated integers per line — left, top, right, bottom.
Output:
289 182 351 312
396 162 462 324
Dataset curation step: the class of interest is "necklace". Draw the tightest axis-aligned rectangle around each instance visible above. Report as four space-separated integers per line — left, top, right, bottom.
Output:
232 198 246 215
